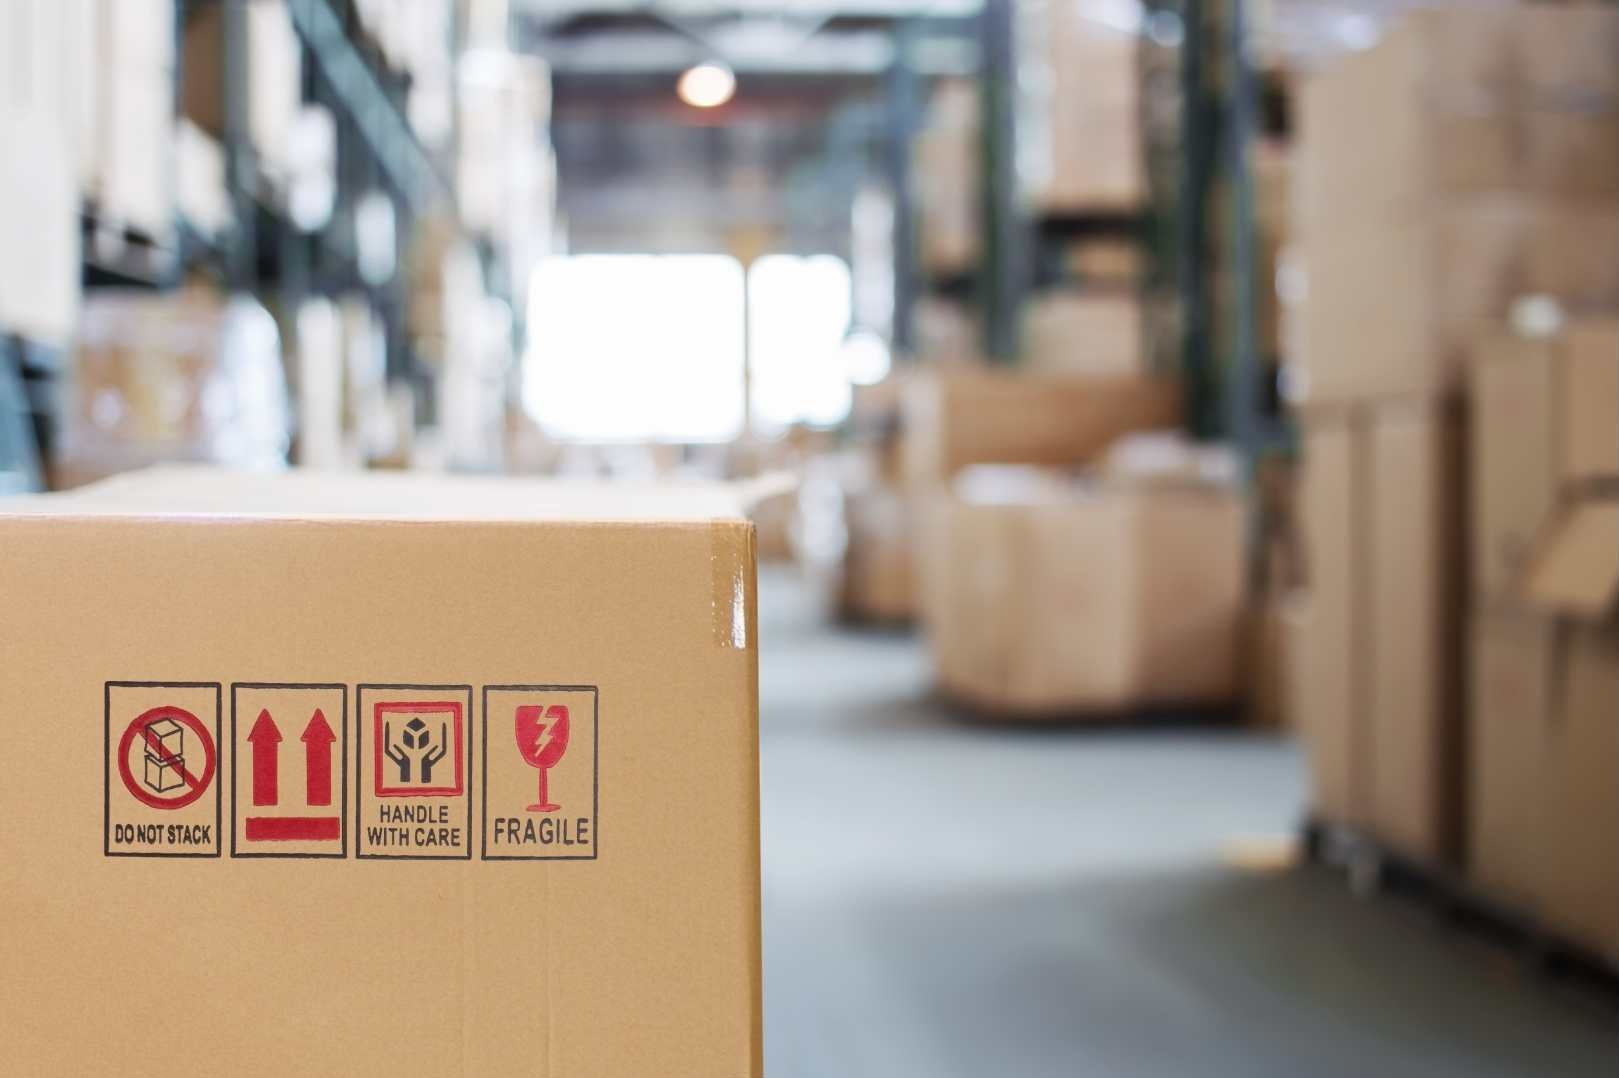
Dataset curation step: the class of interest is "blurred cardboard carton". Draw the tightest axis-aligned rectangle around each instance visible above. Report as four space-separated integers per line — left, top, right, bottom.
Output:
1472 497 1619 963
923 461 1244 716
0 467 763 1073
901 371 1181 488
1022 292 1144 377
1296 401 1466 862
1290 6 1619 407
1470 316 1618 600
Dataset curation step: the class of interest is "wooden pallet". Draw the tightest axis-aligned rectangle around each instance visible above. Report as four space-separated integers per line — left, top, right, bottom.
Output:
1302 817 1619 1002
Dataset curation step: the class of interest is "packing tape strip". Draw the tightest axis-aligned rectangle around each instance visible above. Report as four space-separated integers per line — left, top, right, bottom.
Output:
710 520 758 650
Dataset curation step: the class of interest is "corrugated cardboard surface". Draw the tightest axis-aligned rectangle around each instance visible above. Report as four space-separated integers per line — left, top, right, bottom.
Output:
1367 403 1466 863
1297 420 1364 825
1522 498 1619 619
924 480 1243 716
1470 333 1557 601
1541 627 1619 961
900 372 1181 487
1297 404 1465 860
1468 615 1619 963
1466 613 1554 907
1562 319 1619 484
0 471 762 1077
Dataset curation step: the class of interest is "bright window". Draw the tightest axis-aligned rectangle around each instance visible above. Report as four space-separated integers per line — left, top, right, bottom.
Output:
522 254 745 442
747 254 857 434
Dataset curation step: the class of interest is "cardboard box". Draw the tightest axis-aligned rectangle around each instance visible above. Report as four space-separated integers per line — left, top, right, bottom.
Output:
1297 421 1365 825
1296 7 1619 230
181 0 302 173
840 485 915 625
1469 317 1619 600
1024 1 1143 212
1295 403 1465 861
901 371 1181 487
1466 500 1619 962
1022 292 1143 376
0 468 763 1075
1467 613 1554 909
1539 624 1619 961
923 466 1244 715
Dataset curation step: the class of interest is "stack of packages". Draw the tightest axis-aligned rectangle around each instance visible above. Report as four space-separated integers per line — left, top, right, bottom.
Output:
907 371 1247 717
1019 0 1145 213
1022 240 1145 377
915 79 980 278
53 289 289 488
1020 1 1147 378
1287 5 1618 958
1471 314 1618 963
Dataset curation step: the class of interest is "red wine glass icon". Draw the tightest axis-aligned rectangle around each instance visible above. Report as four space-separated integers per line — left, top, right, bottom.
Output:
515 704 570 813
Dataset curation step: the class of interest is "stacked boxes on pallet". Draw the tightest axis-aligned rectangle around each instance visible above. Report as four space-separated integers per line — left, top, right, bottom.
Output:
1469 316 1619 963
1288 5 1618 956
906 372 1247 718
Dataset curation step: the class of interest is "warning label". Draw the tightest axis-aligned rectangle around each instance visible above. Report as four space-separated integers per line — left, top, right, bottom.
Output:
356 685 473 860
481 685 598 861
105 682 222 857
231 683 347 858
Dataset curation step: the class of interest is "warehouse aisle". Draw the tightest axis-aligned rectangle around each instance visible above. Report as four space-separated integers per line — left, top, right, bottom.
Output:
757 569 1618 1078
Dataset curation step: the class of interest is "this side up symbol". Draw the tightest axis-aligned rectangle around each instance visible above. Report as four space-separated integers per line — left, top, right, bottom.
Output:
514 705 570 813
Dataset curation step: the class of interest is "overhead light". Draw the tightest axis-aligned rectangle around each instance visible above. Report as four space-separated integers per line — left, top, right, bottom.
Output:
677 62 736 109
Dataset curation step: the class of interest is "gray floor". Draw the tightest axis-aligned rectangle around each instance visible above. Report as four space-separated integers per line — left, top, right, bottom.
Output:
757 569 1618 1077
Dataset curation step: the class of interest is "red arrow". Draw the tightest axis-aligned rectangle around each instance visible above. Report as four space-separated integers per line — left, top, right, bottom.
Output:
247 709 282 806
301 709 336 807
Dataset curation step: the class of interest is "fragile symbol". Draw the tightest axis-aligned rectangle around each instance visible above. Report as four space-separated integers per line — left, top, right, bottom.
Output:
117 706 217 811
481 686 598 862
514 705 570 813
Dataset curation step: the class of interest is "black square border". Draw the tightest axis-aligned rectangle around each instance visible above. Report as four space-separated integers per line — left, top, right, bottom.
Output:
480 684 600 862
104 681 223 858
229 683 349 859
355 684 475 861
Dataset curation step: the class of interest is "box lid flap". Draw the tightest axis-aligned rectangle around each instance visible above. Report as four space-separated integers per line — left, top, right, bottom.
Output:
2 466 762 524
1521 496 1619 619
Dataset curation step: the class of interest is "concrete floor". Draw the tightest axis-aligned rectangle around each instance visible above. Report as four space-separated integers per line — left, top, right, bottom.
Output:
757 569 1618 1078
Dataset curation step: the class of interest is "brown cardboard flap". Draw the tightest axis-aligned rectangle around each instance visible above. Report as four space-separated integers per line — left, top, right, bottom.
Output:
1521 497 1619 619
7 465 764 523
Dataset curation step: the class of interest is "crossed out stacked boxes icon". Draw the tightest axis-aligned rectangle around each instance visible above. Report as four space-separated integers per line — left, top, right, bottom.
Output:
142 717 189 793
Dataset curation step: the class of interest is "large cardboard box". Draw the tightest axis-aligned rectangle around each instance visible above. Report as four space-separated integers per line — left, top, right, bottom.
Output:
1468 500 1619 962
923 467 1244 715
1467 613 1554 909
1022 291 1144 376
1291 5 1619 407
0 469 763 1076
901 371 1181 487
1023 1 1143 211
1295 199 1619 405
840 485 915 625
1295 402 1465 861
1470 317 1619 600
1297 421 1365 826
1540 624 1619 962
1296 6 1619 230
